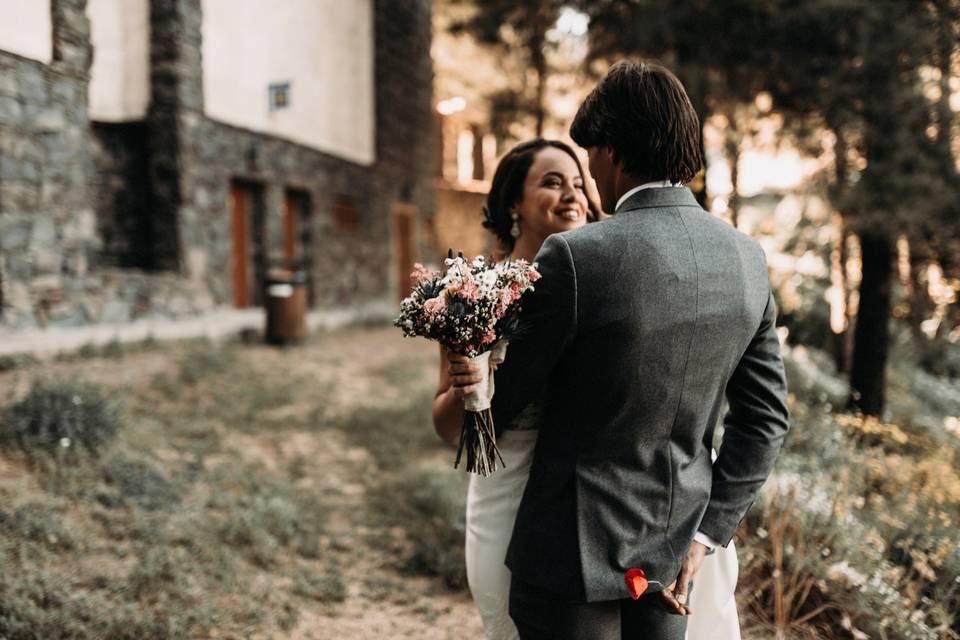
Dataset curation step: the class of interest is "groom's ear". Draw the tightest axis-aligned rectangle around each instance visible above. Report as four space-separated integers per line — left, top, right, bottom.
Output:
605 147 620 169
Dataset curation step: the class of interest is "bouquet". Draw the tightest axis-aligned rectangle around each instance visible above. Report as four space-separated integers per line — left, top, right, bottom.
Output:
395 252 541 475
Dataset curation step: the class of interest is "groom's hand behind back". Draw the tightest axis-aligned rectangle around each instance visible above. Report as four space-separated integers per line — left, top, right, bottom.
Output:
659 540 709 616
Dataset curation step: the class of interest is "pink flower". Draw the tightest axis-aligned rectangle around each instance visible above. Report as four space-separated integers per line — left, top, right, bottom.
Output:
423 296 445 317
410 263 437 284
528 269 541 282
482 330 497 345
457 280 480 302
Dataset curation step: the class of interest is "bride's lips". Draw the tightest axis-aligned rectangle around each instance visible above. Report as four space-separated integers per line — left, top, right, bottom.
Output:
552 206 583 221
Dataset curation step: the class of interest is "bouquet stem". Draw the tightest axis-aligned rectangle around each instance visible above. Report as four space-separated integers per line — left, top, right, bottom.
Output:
454 348 507 476
455 408 504 476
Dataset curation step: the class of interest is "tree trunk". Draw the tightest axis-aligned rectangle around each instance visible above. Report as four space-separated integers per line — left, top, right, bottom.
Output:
530 30 547 138
934 0 955 169
724 108 741 228
849 230 894 416
533 70 546 137
831 220 852 373
828 124 853 373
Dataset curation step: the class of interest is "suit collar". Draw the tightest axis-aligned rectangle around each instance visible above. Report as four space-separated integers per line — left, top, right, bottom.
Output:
614 186 700 214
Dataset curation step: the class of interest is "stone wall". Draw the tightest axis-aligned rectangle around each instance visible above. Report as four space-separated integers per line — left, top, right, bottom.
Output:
374 0 436 273
0 0 99 327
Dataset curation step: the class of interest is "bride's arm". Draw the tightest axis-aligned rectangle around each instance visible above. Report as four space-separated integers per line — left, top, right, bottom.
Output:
432 345 481 445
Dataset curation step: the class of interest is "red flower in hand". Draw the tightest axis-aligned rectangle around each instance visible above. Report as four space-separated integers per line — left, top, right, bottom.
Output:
624 568 649 600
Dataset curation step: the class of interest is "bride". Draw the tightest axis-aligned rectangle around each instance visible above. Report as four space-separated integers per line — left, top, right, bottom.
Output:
432 138 742 640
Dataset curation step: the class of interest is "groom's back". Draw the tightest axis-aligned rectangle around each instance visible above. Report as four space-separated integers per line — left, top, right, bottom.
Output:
505 186 773 601
566 189 768 453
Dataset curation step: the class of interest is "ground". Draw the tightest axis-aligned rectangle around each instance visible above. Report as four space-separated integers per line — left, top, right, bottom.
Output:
0 325 484 639
2 324 957 639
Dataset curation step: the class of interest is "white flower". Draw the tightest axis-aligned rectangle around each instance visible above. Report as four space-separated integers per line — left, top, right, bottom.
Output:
827 561 867 588
59 437 71 449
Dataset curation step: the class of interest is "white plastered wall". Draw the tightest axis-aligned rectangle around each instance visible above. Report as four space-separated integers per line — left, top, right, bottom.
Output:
201 0 375 165
87 0 150 121
0 1 52 64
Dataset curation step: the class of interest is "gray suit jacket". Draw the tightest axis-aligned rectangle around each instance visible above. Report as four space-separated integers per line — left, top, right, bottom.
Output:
492 186 789 602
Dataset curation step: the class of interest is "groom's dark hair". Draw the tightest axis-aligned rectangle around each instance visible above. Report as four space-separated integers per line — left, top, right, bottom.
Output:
571 60 703 184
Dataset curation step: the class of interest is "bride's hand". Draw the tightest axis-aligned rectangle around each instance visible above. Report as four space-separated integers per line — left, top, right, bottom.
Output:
447 353 484 398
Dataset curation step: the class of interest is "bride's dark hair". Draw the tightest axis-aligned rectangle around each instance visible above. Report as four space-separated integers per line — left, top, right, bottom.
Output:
481 139 599 253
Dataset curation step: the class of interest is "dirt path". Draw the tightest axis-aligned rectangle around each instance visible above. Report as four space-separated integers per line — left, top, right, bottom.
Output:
209 328 486 638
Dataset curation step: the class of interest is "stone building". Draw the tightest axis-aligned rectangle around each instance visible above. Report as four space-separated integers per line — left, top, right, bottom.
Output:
0 0 434 329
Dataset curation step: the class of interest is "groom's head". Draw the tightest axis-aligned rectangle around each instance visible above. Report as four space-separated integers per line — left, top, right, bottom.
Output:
571 60 703 212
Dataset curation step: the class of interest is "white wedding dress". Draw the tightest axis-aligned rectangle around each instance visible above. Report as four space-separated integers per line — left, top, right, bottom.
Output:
464 416 741 640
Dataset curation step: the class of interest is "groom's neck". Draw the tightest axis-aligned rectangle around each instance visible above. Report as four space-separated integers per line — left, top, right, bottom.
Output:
613 172 655 205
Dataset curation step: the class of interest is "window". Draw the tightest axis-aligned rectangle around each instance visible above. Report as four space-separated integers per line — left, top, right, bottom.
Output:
332 195 358 232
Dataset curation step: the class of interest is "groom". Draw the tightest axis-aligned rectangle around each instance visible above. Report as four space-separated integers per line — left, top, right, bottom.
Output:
451 60 789 639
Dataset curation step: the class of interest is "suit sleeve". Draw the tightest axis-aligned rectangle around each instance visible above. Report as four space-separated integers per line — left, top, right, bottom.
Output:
698 287 790 546
491 233 577 432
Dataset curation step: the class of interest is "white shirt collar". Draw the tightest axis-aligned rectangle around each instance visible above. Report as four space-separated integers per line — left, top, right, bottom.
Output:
615 180 677 212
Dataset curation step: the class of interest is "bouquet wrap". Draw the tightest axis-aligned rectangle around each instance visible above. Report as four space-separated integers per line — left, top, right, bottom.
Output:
463 341 508 412
463 351 493 412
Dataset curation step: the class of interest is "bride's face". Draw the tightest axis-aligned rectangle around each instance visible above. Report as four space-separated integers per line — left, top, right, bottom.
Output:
513 147 589 243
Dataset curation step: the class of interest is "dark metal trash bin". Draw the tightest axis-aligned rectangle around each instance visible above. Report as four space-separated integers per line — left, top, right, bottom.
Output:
265 270 307 345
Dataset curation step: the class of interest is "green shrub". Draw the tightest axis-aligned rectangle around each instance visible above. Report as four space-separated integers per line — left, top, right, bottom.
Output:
738 392 960 639
126 546 191 600
292 565 348 603
0 563 210 640
178 347 237 385
0 353 39 372
0 380 119 463
208 464 328 568
0 503 80 552
101 456 180 511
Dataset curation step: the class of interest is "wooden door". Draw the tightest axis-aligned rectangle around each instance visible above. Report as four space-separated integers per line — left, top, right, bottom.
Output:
393 203 416 301
230 182 251 308
283 192 298 268
230 180 266 308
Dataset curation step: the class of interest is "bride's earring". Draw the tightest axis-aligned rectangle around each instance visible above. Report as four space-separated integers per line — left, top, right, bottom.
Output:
510 214 521 239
